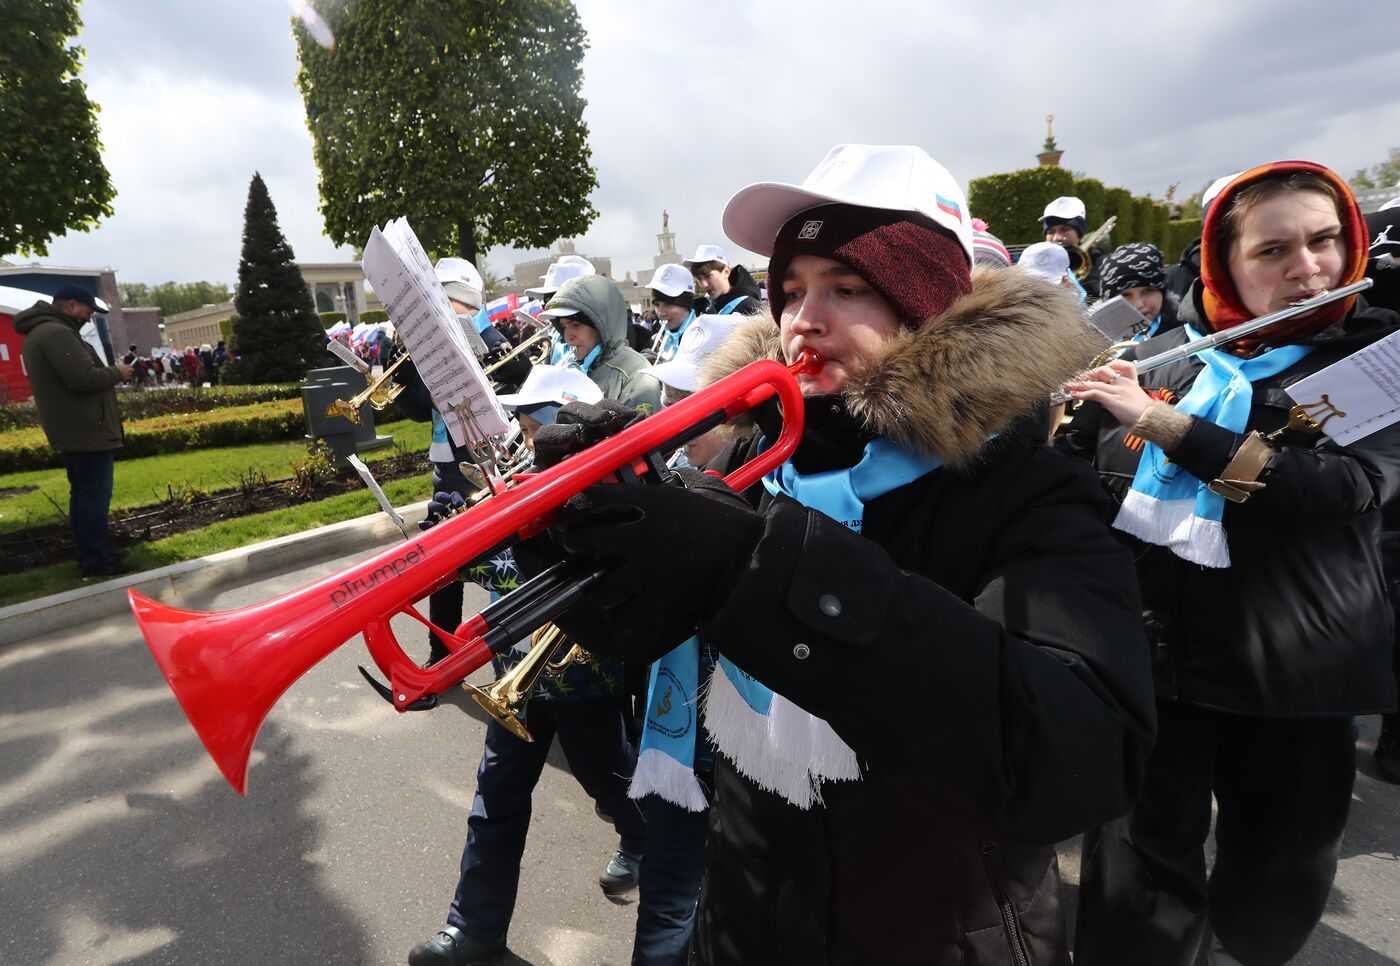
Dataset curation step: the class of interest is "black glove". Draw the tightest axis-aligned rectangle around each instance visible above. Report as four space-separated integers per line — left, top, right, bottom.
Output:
419 490 466 531
531 400 644 471
538 470 763 664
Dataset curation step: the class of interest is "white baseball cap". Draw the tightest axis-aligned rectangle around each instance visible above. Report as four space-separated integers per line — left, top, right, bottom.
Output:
496 364 603 409
645 263 695 298
1018 242 1072 283
524 254 596 299
721 144 974 266
435 257 484 309
682 244 730 269
1042 197 1087 222
1202 171 1244 213
645 314 744 392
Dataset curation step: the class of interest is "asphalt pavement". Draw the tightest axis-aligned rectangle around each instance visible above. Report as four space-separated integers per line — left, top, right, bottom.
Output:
1 535 1397 965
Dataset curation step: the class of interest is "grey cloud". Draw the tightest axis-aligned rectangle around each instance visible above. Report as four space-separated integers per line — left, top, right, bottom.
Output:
81 0 300 95
43 0 1400 285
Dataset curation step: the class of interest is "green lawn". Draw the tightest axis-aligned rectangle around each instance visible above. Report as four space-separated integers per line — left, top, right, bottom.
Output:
0 419 432 534
0 473 432 609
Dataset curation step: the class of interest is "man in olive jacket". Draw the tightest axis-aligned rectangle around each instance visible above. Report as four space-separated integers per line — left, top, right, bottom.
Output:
18 286 133 577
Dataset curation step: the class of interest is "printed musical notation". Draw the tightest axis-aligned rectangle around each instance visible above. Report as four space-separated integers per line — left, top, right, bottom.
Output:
1286 330 1400 446
361 218 508 446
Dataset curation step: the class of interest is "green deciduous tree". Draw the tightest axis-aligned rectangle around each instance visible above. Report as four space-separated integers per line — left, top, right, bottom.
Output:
1353 148 1400 191
222 173 328 385
0 0 116 257
293 0 599 266
118 280 233 316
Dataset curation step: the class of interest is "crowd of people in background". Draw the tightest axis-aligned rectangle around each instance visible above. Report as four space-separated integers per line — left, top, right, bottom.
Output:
117 339 230 387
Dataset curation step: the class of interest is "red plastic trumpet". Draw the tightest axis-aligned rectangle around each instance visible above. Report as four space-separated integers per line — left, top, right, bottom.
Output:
129 351 819 794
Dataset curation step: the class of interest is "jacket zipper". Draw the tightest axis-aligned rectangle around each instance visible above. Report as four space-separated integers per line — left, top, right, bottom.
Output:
978 839 1032 966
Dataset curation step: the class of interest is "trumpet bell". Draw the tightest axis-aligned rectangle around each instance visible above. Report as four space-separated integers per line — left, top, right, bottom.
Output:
129 591 284 795
464 682 534 742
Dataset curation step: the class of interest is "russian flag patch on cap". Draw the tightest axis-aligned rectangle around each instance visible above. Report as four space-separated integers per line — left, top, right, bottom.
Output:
936 195 962 222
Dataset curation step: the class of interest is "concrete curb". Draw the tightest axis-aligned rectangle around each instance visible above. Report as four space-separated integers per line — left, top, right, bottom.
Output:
0 500 431 647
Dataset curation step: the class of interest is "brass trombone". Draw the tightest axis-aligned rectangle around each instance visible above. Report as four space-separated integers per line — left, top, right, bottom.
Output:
1065 216 1117 281
483 328 555 381
331 354 409 424
464 623 588 741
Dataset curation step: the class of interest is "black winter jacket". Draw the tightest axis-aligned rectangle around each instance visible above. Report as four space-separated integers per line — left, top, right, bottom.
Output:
1057 285 1400 715
689 269 1156 965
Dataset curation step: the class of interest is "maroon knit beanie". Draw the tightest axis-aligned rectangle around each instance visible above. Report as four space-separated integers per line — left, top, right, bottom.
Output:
766 203 972 326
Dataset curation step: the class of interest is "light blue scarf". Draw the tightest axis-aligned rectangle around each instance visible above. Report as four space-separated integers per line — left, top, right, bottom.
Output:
630 634 710 810
702 436 942 808
577 343 602 374
1114 325 1311 567
656 311 696 362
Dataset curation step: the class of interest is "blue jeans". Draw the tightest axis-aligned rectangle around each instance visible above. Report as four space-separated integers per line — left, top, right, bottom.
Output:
634 791 710 966
63 450 116 572
448 698 645 940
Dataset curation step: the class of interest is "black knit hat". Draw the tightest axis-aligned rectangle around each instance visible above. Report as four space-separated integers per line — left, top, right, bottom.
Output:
1099 242 1167 298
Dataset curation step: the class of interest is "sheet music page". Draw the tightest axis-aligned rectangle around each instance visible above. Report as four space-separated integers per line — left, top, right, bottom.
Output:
360 220 508 445
1285 329 1400 446
346 453 408 536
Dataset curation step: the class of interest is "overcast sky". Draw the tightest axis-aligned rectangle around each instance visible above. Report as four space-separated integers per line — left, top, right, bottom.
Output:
32 0 1400 288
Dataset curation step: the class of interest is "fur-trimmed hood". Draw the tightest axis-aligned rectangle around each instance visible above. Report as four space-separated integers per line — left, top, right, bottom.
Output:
701 266 1104 466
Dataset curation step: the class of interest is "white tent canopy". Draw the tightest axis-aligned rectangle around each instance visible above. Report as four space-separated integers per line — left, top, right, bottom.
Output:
0 284 107 362
0 284 47 316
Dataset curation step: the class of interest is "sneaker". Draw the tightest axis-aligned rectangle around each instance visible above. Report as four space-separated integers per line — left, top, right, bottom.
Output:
407 925 506 966
599 849 641 896
1376 714 1400 785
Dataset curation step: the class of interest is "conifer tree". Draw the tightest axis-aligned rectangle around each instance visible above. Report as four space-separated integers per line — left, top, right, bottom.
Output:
223 173 327 384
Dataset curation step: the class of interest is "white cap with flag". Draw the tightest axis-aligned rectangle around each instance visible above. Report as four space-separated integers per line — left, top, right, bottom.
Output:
497 364 603 410
721 144 974 266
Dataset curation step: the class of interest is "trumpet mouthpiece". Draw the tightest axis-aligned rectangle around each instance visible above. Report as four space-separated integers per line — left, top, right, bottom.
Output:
791 348 824 375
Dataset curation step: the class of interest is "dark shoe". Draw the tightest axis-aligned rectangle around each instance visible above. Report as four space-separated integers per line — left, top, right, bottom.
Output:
599 849 641 895
408 925 505 966
81 560 135 579
1376 714 1400 784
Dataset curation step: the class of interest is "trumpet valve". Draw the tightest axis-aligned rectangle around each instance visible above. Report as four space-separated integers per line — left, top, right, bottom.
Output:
329 399 364 425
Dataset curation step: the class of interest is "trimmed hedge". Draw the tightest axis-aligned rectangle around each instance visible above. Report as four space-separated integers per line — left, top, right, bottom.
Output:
0 398 308 473
969 168 1175 252
359 309 390 325
1167 218 1203 259
966 167 1074 245
320 311 348 328
1102 187 1136 250
0 383 302 431
1071 177 1108 233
